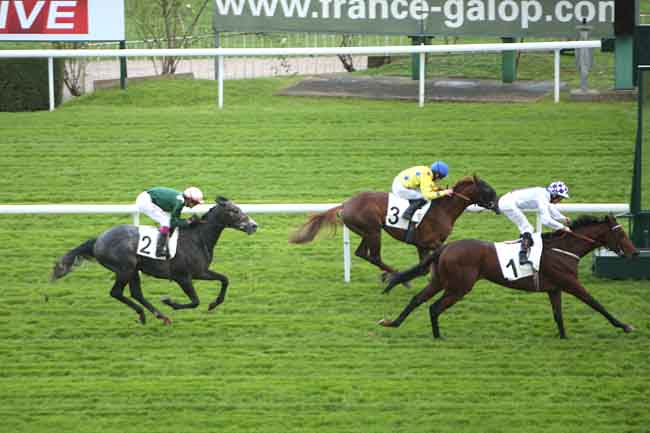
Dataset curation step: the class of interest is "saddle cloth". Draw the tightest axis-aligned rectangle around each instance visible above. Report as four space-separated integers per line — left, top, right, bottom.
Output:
385 193 433 229
137 226 179 260
494 233 543 281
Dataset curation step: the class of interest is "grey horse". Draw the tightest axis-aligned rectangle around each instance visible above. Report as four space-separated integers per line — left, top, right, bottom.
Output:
51 197 258 325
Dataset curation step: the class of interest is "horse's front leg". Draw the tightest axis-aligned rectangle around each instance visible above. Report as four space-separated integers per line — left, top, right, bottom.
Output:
162 275 200 310
195 270 229 311
563 280 634 333
547 290 567 338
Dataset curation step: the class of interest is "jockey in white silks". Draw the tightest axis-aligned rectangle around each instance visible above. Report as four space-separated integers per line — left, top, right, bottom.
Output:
498 181 572 265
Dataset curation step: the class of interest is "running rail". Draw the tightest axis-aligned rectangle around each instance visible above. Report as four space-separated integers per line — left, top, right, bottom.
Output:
0 202 630 283
0 40 601 110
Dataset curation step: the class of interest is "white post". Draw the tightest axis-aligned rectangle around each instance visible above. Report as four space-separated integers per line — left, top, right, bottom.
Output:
554 49 560 103
133 211 140 225
536 210 542 232
218 55 224 109
48 57 55 112
343 225 351 283
419 51 425 108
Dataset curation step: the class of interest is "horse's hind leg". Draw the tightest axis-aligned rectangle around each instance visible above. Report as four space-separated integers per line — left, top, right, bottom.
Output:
563 281 634 333
162 275 200 310
110 276 146 325
379 279 443 328
128 273 172 325
547 290 567 338
428 290 465 339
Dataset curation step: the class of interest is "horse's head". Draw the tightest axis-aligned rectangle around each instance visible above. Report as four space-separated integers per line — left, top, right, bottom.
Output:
599 214 638 257
207 197 258 235
453 175 499 213
570 214 638 258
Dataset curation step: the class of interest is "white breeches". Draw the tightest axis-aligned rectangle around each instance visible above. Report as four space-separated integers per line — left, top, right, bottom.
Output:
498 194 534 234
392 177 423 200
136 191 171 228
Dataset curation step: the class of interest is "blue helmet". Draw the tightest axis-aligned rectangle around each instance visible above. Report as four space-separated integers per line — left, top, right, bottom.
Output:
430 161 449 178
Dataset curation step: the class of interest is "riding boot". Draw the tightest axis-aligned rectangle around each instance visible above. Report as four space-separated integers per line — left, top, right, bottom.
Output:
519 232 533 265
156 230 170 259
405 221 417 243
402 198 427 221
403 199 426 244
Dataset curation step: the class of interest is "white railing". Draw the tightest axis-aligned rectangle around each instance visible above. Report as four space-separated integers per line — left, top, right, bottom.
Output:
0 202 629 283
0 40 601 111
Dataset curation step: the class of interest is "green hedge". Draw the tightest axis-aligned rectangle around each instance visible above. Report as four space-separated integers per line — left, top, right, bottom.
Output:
0 58 64 112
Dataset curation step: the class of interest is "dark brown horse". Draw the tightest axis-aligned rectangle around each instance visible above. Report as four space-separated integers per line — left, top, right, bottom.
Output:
379 215 639 338
289 176 498 278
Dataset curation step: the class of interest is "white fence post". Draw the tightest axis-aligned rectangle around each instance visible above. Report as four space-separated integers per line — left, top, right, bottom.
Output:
554 49 561 103
217 55 224 109
343 225 351 283
419 50 425 108
48 57 55 112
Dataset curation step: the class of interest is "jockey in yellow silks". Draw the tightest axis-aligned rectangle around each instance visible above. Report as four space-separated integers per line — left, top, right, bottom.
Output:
391 161 453 243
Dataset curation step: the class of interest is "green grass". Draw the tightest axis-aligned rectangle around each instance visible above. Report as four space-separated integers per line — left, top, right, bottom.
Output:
0 78 649 433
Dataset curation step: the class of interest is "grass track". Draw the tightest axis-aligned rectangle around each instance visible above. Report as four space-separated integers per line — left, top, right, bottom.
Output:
0 78 649 433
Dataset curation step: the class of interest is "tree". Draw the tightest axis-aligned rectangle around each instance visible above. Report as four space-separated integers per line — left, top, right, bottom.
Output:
131 0 211 75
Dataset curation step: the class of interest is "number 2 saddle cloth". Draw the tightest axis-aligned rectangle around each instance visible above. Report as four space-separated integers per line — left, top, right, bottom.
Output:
136 226 180 260
494 233 543 281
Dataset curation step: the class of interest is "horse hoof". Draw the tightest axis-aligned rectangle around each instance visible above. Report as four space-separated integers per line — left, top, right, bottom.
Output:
161 317 172 326
377 318 393 327
624 324 635 333
208 303 217 312
138 315 146 325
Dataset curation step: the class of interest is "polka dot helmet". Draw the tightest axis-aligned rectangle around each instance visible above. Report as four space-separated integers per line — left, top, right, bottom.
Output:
547 181 569 199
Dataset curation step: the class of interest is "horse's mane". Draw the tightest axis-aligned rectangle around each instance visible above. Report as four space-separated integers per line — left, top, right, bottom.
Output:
453 176 478 187
541 215 608 240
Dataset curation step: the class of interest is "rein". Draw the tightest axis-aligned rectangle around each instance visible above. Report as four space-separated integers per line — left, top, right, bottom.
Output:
452 191 471 202
566 230 597 244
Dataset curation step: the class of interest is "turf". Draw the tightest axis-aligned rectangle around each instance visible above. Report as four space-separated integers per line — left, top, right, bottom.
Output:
0 78 649 433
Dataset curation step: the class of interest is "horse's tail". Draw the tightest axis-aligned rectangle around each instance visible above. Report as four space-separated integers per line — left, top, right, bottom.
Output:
50 239 97 281
289 205 343 244
383 246 446 294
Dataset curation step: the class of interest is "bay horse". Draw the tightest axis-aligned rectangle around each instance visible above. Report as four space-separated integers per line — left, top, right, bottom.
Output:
379 215 639 338
51 197 258 325
289 175 498 279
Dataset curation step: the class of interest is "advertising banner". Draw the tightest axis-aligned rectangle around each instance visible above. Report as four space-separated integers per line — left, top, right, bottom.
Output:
214 0 617 37
0 0 125 41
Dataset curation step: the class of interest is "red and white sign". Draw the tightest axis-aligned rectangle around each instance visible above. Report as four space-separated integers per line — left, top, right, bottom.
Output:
0 0 124 41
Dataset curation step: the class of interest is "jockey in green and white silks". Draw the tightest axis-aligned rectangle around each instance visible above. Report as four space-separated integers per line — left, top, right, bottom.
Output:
498 181 571 265
135 186 204 257
391 161 453 243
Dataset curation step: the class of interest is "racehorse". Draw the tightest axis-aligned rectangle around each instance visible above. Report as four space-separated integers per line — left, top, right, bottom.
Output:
379 215 639 338
51 197 258 325
289 175 498 279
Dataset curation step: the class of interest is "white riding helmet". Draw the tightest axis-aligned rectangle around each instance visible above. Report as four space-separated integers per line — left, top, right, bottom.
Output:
547 181 569 199
183 186 204 204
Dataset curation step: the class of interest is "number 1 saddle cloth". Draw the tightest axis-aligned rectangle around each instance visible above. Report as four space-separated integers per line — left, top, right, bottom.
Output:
494 233 543 281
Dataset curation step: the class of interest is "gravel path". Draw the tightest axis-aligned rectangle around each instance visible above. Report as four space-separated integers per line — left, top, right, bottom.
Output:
65 56 367 99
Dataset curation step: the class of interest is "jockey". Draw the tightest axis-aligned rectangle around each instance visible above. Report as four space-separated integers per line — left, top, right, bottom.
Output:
392 161 454 243
135 186 204 257
497 181 571 265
